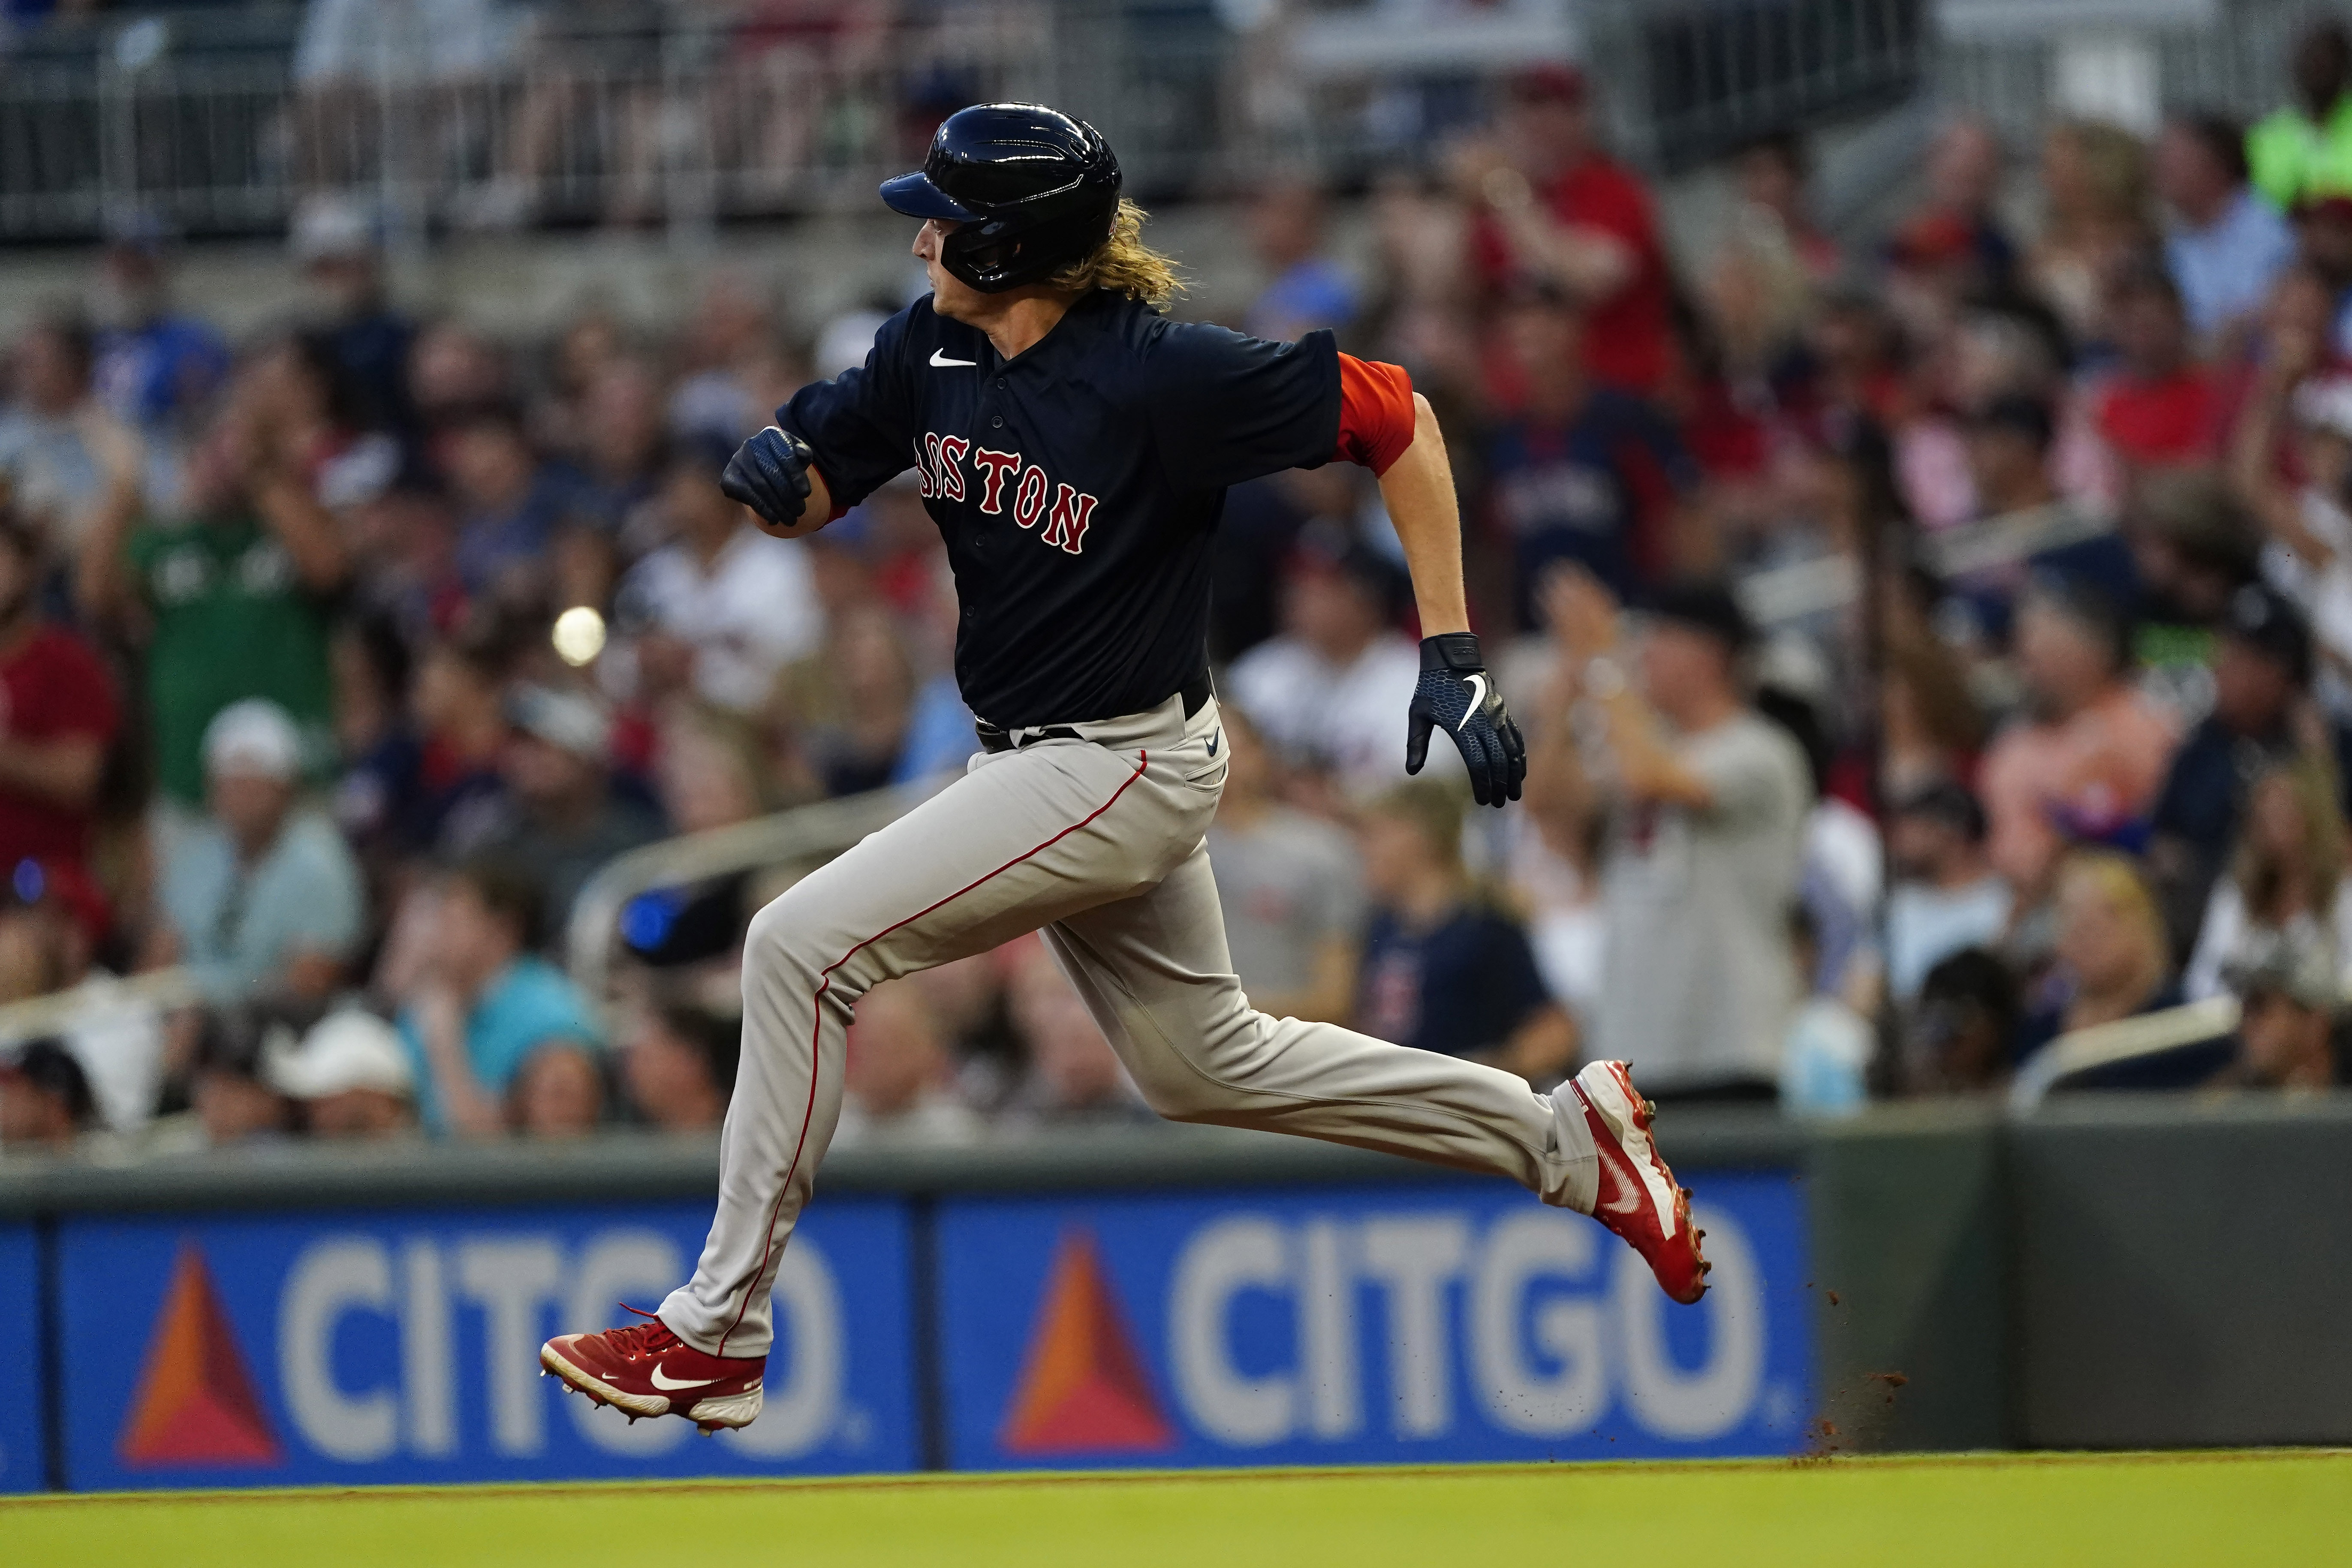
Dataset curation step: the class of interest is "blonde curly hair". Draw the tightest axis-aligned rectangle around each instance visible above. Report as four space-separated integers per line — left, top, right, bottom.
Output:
1047 199 1187 310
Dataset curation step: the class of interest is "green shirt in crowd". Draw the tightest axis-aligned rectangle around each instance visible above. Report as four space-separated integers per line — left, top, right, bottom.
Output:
127 512 336 804
2248 96 2352 210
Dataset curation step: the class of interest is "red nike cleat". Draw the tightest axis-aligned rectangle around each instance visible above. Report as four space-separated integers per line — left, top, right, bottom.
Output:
540 1309 766 1433
1572 1059 1711 1304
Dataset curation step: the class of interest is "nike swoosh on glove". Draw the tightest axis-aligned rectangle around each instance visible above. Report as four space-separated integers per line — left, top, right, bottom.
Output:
720 425 815 526
1405 632 1527 808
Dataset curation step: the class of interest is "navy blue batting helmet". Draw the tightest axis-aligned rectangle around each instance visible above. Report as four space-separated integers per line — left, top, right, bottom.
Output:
881 103 1122 294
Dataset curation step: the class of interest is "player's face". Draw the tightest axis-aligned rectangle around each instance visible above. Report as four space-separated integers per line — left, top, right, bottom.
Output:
914 219 986 321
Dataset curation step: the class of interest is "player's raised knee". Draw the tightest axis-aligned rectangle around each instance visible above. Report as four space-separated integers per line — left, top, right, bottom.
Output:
741 890 829 979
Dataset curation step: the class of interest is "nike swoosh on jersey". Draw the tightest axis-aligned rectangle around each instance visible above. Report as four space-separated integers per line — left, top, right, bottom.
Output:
1205 727 1220 757
929 349 978 367
1456 674 1487 730
649 1365 722 1391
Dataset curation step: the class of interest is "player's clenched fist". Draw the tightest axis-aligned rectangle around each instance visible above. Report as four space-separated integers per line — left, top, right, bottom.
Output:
1405 632 1527 808
720 425 816 526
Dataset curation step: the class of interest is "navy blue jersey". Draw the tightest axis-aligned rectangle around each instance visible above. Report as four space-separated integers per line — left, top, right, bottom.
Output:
1484 389 1695 622
777 289 1344 728
1356 901 1552 1059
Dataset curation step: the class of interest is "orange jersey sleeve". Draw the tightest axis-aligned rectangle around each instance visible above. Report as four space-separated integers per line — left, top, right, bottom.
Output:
1332 353 1417 476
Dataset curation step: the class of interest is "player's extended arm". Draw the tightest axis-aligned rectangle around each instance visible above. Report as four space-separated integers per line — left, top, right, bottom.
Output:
1361 381 1525 807
720 426 835 539
1380 394 1471 636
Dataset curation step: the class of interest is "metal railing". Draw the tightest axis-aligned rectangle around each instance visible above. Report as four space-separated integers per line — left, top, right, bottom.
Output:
2006 994 2241 1109
1936 0 2340 148
563 773 952 1003
1590 0 1929 175
0 1 1067 246
0 0 1929 246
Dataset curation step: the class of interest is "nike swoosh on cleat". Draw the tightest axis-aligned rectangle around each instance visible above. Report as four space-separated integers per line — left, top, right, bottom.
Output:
649 1365 722 1391
929 349 977 367
1456 674 1487 731
1600 1183 1644 1219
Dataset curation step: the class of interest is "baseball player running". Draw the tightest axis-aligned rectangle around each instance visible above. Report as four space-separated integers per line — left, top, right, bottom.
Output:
543 104 1708 1433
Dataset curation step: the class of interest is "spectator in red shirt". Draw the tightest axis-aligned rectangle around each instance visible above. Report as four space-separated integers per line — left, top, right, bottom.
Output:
2095 264 2224 473
0 509 118 887
1461 64 1678 400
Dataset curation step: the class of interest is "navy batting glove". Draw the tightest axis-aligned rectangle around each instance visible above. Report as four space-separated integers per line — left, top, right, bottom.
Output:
1405 632 1527 808
720 425 816 526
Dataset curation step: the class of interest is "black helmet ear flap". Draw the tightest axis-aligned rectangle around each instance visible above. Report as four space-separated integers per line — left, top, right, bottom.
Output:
946 186 1120 293
880 103 1122 292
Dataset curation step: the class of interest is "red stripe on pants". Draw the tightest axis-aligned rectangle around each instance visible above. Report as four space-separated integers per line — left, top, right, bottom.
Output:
714 749 1150 1353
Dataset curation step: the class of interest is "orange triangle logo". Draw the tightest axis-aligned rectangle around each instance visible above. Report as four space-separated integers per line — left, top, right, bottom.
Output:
118 1241 282 1468
999 1228 1174 1455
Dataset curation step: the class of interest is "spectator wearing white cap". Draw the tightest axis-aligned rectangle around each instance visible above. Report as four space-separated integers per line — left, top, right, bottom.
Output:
154 699 365 1005
265 1007 416 1138
449 685 660 946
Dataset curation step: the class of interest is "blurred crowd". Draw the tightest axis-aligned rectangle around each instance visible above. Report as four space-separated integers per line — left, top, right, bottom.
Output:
10 23 2352 1160
5 0 1027 233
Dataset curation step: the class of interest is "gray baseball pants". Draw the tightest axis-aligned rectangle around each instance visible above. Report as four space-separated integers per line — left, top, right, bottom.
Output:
660 692 1599 1357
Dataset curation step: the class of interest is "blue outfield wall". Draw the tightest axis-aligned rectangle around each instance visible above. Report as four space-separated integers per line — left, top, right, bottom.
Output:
937 1176 1812 1469
0 1223 41 1493
21 1159 1814 1489
21 1100 2338 1481
52 1199 915 1491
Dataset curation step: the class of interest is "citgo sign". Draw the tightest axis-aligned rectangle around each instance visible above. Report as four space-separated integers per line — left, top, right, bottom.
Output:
54 1199 915 1490
34 1170 1813 1488
937 1176 1811 1468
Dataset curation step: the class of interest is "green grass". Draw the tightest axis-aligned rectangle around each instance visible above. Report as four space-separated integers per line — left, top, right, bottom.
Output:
6 1452 2347 1568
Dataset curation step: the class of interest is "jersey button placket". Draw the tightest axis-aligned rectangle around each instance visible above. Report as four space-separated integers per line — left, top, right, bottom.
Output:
969 382 998 554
